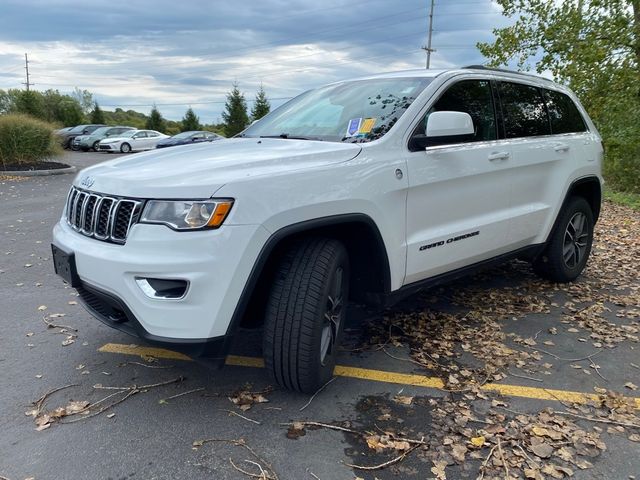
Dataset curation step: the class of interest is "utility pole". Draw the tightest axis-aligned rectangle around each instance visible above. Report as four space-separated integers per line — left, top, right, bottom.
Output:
23 53 34 91
422 0 436 69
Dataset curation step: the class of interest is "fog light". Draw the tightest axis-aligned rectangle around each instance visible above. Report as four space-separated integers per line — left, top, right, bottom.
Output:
135 278 189 299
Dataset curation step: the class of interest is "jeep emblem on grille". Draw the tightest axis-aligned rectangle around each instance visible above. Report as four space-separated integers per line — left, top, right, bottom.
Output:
80 176 95 188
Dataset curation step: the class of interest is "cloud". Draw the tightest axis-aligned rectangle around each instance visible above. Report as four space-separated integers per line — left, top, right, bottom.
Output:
0 0 511 121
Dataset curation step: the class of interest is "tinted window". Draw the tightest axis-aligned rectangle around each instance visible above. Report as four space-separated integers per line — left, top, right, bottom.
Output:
499 82 550 138
428 80 497 142
544 89 586 134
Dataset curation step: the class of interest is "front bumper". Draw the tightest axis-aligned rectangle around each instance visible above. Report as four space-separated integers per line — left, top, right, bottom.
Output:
52 219 269 353
98 143 118 151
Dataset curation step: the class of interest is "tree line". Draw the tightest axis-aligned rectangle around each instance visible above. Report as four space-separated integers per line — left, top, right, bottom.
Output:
0 84 272 138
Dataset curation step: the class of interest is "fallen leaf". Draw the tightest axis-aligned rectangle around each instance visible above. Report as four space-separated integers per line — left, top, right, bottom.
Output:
287 422 306 440
470 436 485 447
431 460 447 480
530 441 554 458
393 395 413 405
451 444 467 462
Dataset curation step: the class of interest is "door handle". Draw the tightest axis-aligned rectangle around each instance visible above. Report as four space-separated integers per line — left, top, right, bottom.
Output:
488 151 510 161
554 143 570 152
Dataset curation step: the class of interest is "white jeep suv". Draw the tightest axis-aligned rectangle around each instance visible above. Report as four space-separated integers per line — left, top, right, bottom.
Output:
52 67 603 393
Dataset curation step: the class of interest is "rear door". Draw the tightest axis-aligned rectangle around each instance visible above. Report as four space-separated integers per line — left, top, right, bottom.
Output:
497 81 587 246
404 78 513 284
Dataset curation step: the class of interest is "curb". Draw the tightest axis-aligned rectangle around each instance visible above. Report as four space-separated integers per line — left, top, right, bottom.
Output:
1 165 77 177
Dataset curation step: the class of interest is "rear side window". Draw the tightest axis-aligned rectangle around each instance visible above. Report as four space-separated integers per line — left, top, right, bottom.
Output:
428 79 497 142
543 89 587 134
499 82 550 138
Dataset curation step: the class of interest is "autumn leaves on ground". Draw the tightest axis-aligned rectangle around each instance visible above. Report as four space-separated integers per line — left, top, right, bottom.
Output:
302 202 640 479
23 202 639 479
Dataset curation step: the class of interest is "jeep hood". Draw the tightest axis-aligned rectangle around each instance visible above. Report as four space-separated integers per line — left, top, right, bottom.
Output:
76 138 362 198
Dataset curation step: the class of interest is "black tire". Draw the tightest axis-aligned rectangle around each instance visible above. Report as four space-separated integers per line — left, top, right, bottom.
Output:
92 141 101 151
263 238 349 393
120 143 131 153
533 196 594 283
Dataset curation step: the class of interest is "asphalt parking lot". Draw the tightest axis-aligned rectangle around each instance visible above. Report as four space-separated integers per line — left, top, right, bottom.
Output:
1 151 638 480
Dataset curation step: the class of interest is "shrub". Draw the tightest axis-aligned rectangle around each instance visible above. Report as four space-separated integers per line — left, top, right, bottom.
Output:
0 114 62 168
604 141 640 195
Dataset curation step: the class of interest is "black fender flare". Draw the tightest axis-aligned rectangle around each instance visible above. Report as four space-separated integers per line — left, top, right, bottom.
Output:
219 213 391 350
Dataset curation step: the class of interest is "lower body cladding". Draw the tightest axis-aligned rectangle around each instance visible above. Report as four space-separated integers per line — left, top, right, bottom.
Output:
51 219 270 362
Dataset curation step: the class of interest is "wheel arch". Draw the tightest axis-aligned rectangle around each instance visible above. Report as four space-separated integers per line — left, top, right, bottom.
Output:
566 176 602 222
229 214 391 332
545 175 602 246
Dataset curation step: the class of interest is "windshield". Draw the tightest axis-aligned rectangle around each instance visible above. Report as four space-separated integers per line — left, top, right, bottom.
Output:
119 130 138 138
171 131 197 139
241 77 431 143
91 127 110 136
70 125 88 133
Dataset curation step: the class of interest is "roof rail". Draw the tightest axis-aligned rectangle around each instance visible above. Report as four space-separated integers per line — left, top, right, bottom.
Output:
462 65 553 82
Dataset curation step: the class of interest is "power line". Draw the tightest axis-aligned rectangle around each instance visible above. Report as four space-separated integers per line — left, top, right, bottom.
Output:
33 7 425 72
33 30 429 90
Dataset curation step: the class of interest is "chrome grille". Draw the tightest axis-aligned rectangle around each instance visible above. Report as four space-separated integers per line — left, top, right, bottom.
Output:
65 187 142 244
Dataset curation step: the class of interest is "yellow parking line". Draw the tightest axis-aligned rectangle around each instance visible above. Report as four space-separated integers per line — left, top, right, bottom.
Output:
99 343 640 408
99 343 192 361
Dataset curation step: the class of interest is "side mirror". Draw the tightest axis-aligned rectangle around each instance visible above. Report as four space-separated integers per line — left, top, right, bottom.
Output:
410 111 475 150
427 111 474 138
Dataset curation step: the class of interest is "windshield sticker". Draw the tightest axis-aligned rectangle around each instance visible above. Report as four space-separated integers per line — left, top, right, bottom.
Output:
345 118 362 137
358 118 376 135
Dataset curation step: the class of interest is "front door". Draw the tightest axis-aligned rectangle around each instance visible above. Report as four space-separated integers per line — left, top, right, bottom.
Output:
404 78 513 285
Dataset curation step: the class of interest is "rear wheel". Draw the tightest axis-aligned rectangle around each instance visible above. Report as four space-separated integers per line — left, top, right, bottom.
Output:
120 143 131 153
263 238 349 393
533 196 594 282
92 141 101 151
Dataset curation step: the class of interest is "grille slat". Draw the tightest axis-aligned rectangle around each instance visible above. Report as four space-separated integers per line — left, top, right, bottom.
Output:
65 187 141 244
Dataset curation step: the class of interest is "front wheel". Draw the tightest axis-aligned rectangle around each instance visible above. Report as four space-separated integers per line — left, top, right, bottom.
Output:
263 238 349 393
533 196 594 282
120 143 131 153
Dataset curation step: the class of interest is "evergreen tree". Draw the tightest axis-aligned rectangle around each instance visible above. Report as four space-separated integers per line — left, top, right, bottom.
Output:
90 102 105 124
251 85 270 121
222 83 249 137
181 107 201 131
145 105 166 133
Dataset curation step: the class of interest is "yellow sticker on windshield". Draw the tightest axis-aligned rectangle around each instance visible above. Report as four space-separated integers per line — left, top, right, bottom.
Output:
358 118 376 134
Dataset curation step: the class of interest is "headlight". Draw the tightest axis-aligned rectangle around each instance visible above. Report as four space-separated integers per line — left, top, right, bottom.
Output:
140 199 233 230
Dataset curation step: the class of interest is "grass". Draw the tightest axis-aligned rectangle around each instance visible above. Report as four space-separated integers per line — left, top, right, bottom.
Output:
604 188 640 211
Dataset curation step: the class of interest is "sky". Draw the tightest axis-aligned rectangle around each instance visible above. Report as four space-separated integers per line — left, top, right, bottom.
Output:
0 0 513 122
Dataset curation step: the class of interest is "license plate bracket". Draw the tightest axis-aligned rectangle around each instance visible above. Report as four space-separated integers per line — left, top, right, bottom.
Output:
51 244 80 287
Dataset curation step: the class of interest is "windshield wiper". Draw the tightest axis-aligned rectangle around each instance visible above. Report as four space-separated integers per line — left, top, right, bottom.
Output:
259 134 322 141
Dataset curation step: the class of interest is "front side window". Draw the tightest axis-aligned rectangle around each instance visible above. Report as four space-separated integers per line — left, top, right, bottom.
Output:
425 79 497 142
499 82 550 138
241 77 432 143
543 89 587 134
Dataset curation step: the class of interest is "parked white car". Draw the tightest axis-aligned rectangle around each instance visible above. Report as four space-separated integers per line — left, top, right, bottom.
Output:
52 67 603 393
98 129 168 153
